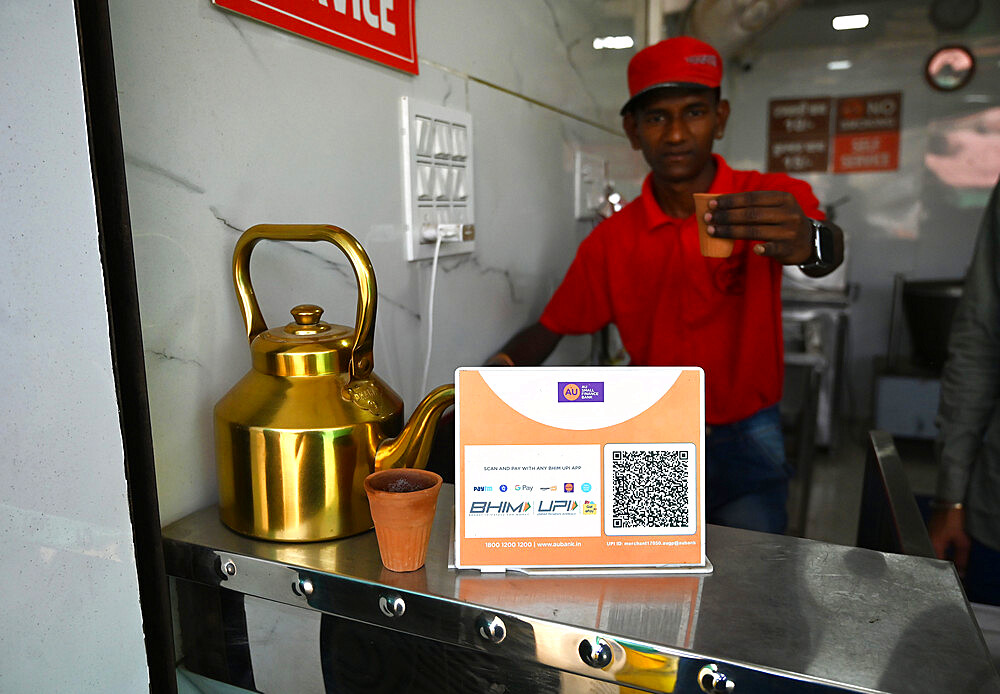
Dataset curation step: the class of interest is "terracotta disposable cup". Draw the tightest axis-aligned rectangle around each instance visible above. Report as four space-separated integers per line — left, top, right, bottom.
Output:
364 468 442 572
693 193 733 258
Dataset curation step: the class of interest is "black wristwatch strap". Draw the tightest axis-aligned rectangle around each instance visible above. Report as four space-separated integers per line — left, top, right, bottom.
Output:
799 218 835 271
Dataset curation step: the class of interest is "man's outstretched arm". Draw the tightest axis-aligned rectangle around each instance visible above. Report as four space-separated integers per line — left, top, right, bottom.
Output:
485 322 563 366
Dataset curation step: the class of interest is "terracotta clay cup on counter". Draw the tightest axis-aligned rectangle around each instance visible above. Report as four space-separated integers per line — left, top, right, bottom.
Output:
693 193 733 258
364 468 443 572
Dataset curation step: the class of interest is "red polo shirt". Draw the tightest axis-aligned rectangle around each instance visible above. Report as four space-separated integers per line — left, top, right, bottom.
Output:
540 155 823 425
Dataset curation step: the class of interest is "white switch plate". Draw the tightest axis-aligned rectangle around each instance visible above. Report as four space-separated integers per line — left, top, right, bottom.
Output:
574 151 608 220
401 97 475 262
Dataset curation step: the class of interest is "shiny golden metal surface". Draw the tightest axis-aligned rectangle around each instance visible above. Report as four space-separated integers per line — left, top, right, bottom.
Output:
215 224 454 542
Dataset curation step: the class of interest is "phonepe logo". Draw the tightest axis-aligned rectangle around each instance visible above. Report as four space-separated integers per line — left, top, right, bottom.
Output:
558 382 604 402
469 500 531 515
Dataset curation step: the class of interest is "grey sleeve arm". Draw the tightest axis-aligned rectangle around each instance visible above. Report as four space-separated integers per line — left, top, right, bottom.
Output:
935 182 1000 503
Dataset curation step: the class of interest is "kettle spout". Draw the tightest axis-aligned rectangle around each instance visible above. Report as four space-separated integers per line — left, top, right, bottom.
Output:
374 383 455 472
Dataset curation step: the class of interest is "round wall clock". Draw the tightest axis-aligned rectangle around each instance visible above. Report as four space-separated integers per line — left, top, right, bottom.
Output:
925 45 976 91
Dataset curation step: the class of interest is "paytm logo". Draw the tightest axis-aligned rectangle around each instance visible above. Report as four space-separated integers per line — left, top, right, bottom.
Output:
472 486 493 492
558 381 604 402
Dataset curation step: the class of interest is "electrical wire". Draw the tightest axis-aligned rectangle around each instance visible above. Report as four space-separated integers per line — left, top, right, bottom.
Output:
420 233 444 394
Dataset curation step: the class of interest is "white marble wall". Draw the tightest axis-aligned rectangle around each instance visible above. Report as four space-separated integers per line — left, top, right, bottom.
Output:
0 1 148 690
108 0 645 525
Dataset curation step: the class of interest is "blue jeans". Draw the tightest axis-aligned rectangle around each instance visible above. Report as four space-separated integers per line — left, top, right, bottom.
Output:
705 405 791 534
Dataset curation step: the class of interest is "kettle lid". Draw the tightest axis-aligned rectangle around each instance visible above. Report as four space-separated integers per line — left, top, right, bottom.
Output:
250 304 354 377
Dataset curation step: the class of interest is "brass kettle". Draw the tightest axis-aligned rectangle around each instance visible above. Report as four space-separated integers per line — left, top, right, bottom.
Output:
214 224 454 542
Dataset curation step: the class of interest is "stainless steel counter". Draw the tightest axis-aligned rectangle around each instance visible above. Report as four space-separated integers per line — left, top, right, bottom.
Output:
163 486 999 693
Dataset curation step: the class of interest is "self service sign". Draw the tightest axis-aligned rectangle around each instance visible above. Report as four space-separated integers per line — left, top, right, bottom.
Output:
214 0 418 74
454 367 707 573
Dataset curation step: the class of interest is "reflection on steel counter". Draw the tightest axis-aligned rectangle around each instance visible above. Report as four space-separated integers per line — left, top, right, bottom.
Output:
321 612 562 692
162 486 999 693
169 578 851 693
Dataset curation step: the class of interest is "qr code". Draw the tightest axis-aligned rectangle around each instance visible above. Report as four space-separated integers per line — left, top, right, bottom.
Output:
605 444 695 534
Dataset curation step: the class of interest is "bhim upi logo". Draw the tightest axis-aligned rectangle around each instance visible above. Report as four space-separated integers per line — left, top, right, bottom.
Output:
562 383 581 401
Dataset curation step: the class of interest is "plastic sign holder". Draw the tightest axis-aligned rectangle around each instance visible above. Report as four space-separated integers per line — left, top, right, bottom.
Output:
453 367 709 574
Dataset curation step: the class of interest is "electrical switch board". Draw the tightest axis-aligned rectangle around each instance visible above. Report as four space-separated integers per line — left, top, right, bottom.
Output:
401 97 475 261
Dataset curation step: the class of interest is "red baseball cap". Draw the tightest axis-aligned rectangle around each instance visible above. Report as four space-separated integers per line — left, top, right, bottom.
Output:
621 36 723 115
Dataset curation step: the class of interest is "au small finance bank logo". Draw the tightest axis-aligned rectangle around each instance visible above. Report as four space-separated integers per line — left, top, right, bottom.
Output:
558 381 605 403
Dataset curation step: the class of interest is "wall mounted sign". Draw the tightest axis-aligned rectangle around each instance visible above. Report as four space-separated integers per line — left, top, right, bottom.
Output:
832 92 902 174
767 97 832 173
925 45 976 92
213 0 418 75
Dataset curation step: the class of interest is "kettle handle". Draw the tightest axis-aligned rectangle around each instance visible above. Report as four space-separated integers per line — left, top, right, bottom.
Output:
233 224 376 381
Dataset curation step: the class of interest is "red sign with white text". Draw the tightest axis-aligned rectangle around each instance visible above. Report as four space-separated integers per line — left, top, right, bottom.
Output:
213 0 418 74
832 131 900 173
833 92 901 173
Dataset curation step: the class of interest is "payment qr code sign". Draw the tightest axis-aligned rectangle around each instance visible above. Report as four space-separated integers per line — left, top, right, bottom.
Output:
603 443 697 536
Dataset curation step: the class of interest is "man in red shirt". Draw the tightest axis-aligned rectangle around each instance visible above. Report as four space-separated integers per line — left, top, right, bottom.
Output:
486 36 844 534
